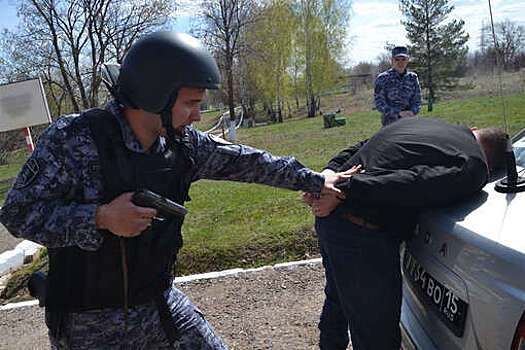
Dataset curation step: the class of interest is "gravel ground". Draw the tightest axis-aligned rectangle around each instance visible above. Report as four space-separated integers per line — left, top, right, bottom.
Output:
0 262 340 350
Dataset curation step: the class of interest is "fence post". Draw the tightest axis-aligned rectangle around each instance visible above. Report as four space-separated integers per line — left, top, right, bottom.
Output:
24 127 34 154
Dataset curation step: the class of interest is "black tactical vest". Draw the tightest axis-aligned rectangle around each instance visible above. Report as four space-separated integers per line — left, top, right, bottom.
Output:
45 109 193 312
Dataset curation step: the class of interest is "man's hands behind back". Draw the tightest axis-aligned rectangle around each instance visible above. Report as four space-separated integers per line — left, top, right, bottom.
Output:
308 165 363 217
321 165 362 197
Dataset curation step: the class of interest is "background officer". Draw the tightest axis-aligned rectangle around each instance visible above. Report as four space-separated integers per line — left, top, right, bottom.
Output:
0 31 353 349
374 46 422 127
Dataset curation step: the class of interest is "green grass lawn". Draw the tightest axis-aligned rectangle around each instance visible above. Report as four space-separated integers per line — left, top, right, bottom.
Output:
0 149 32 201
192 109 222 131
180 93 525 274
1 93 524 278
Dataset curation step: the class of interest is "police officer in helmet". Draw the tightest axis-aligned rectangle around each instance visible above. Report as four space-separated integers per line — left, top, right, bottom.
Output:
0 31 356 349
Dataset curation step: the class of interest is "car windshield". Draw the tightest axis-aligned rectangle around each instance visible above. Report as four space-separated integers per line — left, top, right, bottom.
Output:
514 133 525 168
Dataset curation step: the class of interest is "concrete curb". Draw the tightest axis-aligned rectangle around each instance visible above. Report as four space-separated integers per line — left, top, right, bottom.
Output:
0 257 322 310
0 240 43 276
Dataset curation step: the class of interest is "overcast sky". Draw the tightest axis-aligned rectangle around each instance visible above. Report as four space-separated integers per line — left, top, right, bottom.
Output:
1 0 524 65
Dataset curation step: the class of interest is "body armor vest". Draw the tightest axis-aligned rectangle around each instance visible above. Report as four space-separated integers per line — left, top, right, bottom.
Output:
45 109 193 312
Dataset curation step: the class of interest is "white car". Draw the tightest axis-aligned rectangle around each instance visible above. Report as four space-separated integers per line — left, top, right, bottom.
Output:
401 128 525 350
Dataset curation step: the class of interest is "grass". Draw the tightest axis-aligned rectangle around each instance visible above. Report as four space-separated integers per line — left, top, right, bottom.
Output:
418 94 525 133
1 88 524 303
192 109 222 131
0 149 33 201
0 149 28 179
178 94 524 275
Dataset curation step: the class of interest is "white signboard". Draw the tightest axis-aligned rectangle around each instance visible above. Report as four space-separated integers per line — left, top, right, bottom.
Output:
0 78 52 132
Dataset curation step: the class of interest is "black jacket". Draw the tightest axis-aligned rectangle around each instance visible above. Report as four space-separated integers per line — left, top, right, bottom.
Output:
326 118 489 234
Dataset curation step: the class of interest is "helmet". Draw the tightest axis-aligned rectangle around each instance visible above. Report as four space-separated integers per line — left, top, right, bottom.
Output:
115 31 220 114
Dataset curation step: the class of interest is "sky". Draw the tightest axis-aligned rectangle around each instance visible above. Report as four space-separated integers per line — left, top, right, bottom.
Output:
347 0 525 64
1 0 524 65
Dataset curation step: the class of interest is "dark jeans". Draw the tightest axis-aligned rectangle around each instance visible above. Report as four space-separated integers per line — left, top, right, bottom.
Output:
315 212 402 350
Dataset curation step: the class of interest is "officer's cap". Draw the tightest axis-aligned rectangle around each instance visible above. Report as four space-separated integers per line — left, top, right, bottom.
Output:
392 46 409 58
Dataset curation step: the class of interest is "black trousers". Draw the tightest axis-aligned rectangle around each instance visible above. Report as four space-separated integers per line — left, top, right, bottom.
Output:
315 213 402 350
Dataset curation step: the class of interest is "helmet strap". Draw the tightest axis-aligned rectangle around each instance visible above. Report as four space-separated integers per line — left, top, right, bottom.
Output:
160 89 182 150
161 110 177 148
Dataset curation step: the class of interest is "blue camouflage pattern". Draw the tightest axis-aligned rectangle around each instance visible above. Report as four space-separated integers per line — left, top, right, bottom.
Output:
50 283 227 349
0 100 325 349
374 68 422 126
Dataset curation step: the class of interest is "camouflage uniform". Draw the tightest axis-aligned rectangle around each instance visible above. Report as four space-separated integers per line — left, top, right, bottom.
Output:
50 286 221 349
374 68 422 126
0 100 324 349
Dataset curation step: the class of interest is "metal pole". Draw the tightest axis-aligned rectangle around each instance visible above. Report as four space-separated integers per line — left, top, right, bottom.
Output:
487 0 509 134
24 127 34 154
229 118 236 142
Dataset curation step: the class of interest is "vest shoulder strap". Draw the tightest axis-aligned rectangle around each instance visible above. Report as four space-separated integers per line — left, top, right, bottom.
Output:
85 108 124 150
85 108 131 202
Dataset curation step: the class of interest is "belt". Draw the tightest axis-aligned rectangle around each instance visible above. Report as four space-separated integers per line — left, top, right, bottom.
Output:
341 213 383 230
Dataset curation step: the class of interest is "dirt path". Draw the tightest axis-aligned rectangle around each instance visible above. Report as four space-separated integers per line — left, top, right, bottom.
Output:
0 262 347 350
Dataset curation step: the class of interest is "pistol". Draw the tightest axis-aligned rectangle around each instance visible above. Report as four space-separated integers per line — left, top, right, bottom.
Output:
132 189 188 217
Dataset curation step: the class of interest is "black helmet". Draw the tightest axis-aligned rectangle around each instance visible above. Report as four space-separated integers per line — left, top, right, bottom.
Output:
114 31 220 114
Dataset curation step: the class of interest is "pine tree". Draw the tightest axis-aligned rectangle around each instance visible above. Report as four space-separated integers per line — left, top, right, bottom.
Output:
400 0 469 111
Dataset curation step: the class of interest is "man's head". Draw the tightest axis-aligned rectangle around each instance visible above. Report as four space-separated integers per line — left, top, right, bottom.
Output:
105 31 220 134
391 46 409 74
472 127 507 172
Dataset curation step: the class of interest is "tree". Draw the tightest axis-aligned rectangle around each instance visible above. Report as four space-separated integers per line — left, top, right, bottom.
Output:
246 0 295 123
400 0 469 110
293 0 351 117
469 20 496 74
481 19 525 71
352 62 374 75
199 0 258 127
0 0 176 116
375 52 391 75
210 0 350 123
467 19 525 75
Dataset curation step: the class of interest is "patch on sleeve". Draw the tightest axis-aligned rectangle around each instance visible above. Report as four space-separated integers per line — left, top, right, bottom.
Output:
56 118 69 129
209 134 233 145
14 158 40 189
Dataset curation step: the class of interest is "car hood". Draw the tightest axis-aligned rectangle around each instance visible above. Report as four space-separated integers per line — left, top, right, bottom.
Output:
422 166 525 255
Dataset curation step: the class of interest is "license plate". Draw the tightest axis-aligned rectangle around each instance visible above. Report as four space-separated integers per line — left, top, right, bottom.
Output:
403 250 468 337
